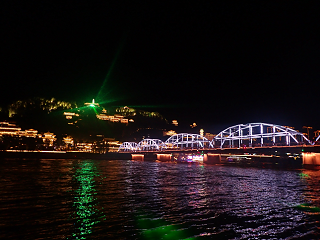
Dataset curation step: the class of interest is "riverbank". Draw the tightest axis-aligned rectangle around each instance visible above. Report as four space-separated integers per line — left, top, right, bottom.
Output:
1 151 319 170
0 150 131 160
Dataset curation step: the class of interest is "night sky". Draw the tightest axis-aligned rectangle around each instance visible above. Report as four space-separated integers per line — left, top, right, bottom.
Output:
2 2 320 132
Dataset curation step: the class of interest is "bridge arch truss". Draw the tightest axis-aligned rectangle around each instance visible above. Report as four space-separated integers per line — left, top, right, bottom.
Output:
137 139 166 151
213 123 313 148
118 142 139 152
165 133 213 150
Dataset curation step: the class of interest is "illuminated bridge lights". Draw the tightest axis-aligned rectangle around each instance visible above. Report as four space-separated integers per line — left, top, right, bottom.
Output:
118 134 212 152
137 139 167 151
118 123 315 153
118 142 139 152
213 123 313 148
165 133 213 149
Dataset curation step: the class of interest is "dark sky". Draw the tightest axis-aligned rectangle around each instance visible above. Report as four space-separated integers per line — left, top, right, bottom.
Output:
2 2 320 132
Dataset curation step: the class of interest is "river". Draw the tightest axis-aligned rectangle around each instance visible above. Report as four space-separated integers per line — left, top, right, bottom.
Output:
1 159 319 239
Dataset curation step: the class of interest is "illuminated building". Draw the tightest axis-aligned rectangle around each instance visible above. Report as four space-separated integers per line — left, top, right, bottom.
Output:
95 114 110 121
115 106 165 120
121 118 128 124
63 104 161 126
42 132 56 147
96 113 131 124
0 121 41 140
190 122 197 128
63 136 74 145
200 129 204 137
74 138 121 153
21 129 39 138
0 122 21 136
116 106 135 113
172 120 178 126
163 130 177 136
63 112 79 119
104 138 122 152
76 142 93 152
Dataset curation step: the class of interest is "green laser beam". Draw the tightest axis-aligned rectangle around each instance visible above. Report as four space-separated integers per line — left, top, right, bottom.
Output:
96 34 127 103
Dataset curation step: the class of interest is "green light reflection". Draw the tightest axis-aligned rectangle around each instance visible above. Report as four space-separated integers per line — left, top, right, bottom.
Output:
70 160 104 239
136 211 197 240
299 173 310 179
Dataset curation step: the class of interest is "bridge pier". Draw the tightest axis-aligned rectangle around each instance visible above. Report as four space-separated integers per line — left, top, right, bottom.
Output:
204 153 221 164
303 152 320 166
132 153 164 161
131 154 145 161
157 153 172 162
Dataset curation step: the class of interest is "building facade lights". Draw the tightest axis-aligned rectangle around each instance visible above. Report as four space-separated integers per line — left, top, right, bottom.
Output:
200 129 204 137
172 120 178 126
0 122 21 136
63 136 74 145
42 132 57 147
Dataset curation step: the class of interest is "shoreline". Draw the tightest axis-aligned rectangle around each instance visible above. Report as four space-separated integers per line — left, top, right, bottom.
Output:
1 151 319 170
0 150 131 160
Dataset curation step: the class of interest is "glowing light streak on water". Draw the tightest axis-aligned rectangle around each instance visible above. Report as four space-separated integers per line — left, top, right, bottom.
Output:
71 160 104 239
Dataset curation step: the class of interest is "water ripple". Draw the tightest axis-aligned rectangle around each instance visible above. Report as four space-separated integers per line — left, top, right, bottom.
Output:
1 159 320 239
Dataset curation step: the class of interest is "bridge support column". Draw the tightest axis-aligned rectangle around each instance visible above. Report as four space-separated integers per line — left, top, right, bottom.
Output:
132 154 144 161
273 126 276 145
260 123 263 147
249 124 253 147
303 153 320 165
204 153 221 164
157 153 172 162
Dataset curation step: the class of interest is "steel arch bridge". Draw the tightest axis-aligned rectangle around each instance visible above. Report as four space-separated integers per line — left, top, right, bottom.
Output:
212 122 313 148
118 142 139 152
165 133 213 150
118 123 315 153
137 139 166 151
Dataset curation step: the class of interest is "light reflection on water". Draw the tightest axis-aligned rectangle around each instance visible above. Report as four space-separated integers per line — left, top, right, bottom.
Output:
71 160 104 239
0 159 319 239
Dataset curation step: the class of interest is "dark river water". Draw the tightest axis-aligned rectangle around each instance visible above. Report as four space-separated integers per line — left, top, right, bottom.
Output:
1 159 320 239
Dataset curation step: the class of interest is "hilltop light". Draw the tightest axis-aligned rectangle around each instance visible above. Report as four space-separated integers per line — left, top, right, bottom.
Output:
85 99 99 107
90 99 95 107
